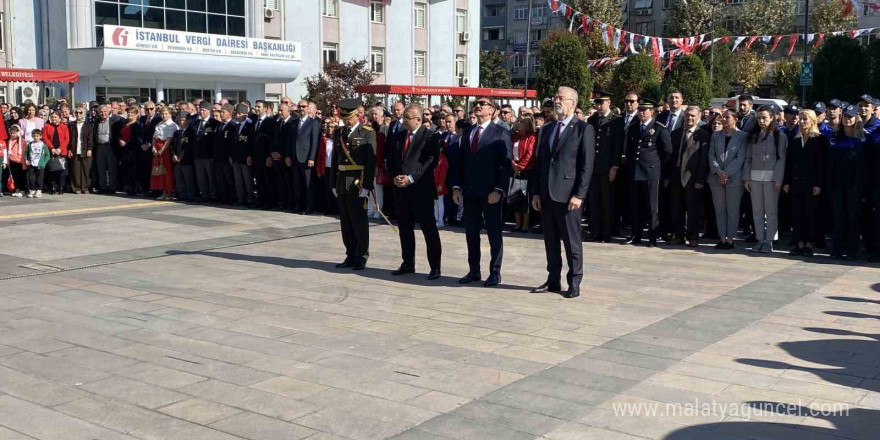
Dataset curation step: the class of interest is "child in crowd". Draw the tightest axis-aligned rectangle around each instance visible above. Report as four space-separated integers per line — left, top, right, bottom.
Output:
25 129 49 198
5 126 26 197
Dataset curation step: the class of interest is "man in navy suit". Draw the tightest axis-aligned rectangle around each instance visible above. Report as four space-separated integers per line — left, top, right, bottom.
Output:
287 100 320 214
451 97 512 287
531 87 595 299
657 91 685 132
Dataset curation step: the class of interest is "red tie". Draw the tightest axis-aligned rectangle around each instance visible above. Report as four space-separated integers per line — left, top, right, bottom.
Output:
471 125 482 154
403 132 412 158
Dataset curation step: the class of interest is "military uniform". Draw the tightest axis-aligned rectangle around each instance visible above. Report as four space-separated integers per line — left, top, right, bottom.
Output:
333 101 377 270
586 92 622 242
625 99 672 246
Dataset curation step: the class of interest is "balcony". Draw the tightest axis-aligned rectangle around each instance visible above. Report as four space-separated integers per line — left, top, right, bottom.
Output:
482 15 505 27
483 0 506 4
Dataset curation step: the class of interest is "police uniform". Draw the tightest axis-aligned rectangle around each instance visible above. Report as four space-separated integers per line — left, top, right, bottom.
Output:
586 91 621 242
625 98 672 246
333 99 377 270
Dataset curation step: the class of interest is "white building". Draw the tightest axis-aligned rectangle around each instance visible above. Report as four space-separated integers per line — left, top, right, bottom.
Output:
0 0 479 106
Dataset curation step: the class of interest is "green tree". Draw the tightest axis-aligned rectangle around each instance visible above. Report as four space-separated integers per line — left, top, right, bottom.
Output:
699 40 735 98
479 50 514 89
739 0 797 36
536 29 593 104
571 0 623 27
866 40 880 96
772 59 801 102
608 54 662 108
581 31 618 92
304 59 373 114
810 36 867 102
732 51 765 93
809 0 858 33
668 0 722 36
662 54 712 108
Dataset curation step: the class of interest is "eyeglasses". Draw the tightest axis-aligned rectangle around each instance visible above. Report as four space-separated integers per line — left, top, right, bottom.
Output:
625 99 638 104
454 109 464 113
146 107 156 111
298 105 308 108
474 101 493 108
709 112 721 117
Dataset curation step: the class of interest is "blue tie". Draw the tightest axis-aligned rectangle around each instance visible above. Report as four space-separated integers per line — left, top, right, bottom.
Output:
640 124 646 137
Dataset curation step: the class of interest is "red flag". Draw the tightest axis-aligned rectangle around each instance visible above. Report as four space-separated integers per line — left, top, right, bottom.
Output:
721 36 731 43
607 25 615 46
581 15 588 33
787 34 799 57
814 33 825 47
744 36 759 51
841 0 854 16
651 37 661 68
565 5 574 19
550 0 559 12
770 35 784 52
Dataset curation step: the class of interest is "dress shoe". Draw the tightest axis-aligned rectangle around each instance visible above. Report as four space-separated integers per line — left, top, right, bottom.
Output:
458 273 481 284
563 287 580 298
626 236 642 245
391 264 415 276
427 269 441 280
802 247 814 257
352 258 367 270
647 238 657 247
668 237 684 245
335 258 354 268
531 282 562 293
483 273 501 287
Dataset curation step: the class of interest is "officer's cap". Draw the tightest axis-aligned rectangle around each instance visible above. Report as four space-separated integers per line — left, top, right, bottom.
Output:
783 105 800 115
859 94 875 105
337 98 362 118
828 99 843 109
637 98 658 110
592 91 612 104
811 102 826 114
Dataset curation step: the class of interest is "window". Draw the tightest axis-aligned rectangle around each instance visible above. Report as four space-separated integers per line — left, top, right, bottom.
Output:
323 43 338 65
371 47 385 73
414 3 426 28
483 27 504 40
637 22 649 35
455 10 467 34
530 29 544 42
370 1 384 23
663 0 670 8
93 0 246 45
0 13 5 52
514 6 529 20
321 0 338 17
532 6 547 19
513 53 526 68
514 30 527 45
866 6 880 16
455 55 467 78
414 50 426 76
531 53 540 67
485 6 504 17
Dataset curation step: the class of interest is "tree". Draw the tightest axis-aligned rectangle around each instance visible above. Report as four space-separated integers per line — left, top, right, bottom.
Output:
772 59 801 102
810 35 867 102
581 31 618 92
536 29 593 104
662 54 712 108
809 0 858 33
738 0 797 36
732 51 765 93
304 59 373 114
699 40 735 98
668 0 720 37
571 0 623 27
479 50 513 89
867 40 880 97
609 54 662 108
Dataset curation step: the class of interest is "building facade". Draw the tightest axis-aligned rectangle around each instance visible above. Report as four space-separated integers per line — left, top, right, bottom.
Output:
0 0 478 106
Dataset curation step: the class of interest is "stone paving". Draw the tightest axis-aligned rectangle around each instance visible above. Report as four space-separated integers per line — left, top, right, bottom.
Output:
0 194 878 439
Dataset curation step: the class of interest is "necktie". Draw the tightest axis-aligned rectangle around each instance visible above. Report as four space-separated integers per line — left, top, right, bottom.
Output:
256 118 262 132
198 120 205 136
640 124 646 137
669 112 676 129
553 121 565 151
471 126 482 154
403 132 413 158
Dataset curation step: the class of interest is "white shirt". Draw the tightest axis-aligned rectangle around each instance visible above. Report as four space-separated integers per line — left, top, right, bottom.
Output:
468 119 492 146
624 112 637 127
324 138 333 166
154 120 179 141
548 114 576 150
75 121 85 155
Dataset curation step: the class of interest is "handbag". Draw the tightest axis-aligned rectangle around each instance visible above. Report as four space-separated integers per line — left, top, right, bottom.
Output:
46 157 66 173
151 155 167 176
507 177 528 206
375 165 391 185
6 173 14 191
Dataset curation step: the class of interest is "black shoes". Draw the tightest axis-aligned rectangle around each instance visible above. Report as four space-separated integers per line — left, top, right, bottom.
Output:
458 273 482 284
531 282 562 293
391 264 415 276
563 287 580 299
626 236 643 245
427 269 441 280
352 258 367 270
484 273 501 287
335 258 354 268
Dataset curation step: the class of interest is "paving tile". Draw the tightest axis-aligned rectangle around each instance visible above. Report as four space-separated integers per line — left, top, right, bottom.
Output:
0 395 135 440
209 411 315 439
80 376 188 409
157 398 243 425
179 379 320 421
250 376 329 400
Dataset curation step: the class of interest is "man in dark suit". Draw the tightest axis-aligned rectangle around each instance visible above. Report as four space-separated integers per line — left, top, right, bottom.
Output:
230 104 256 206
451 96 512 287
532 87 595 299
386 104 442 280
388 101 406 138
665 105 710 247
252 100 276 208
625 98 672 247
586 91 621 243
68 107 93 194
656 91 685 132
272 103 297 210
736 94 757 132
615 93 640 236
288 100 320 214
212 104 238 204
137 101 161 195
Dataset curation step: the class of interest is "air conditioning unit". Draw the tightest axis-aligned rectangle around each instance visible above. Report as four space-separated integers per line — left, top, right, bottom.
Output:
19 84 39 104
459 77 470 86
264 8 275 19
460 31 471 43
646 8 652 14
635 9 642 15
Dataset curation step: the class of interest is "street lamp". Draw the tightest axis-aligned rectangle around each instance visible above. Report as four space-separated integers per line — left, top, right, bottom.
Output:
802 0 810 104
708 0 723 92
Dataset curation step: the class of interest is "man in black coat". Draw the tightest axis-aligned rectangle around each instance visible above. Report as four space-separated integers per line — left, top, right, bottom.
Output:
531 87 595 299
288 100 320 214
230 104 256 206
625 98 672 247
252 100 276 209
272 103 298 210
137 101 161 195
212 104 238 204
451 96 512 287
385 104 442 280
586 91 622 243
665 106 710 247
191 102 217 202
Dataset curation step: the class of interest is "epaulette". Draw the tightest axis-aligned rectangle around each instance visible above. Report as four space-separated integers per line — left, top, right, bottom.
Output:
362 125 373 132
655 121 667 128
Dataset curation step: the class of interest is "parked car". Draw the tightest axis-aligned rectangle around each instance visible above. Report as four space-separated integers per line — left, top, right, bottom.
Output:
710 95 788 110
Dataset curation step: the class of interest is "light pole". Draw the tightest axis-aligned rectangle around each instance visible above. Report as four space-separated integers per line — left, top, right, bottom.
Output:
802 0 810 104
523 0 534 100
709 0 722 92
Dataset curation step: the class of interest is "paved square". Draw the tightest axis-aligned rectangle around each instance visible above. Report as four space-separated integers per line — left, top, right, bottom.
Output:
0 195 878 439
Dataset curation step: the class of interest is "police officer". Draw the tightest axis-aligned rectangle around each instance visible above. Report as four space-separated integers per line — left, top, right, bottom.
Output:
586 91 621 242
625 98 672 247
333 99 377 271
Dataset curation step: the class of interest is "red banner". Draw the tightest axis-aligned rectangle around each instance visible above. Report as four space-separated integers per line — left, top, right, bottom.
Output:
0 68 79 83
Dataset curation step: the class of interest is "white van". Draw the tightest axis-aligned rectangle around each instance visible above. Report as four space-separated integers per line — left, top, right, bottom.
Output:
710 95 788 110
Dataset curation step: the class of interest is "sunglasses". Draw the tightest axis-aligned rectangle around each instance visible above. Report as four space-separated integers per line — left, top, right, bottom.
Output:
474 101 493 108
455 109 464 113
298 105 308 108
146 107 156 111
709 112 721 117
500 110 511 115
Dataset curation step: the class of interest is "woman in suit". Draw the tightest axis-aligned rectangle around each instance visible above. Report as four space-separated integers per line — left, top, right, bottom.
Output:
708 109 748 249
785 109 827 257
743 106 787 253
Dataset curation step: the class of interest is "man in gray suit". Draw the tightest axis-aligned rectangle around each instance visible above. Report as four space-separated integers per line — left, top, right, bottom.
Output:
287 100 320 214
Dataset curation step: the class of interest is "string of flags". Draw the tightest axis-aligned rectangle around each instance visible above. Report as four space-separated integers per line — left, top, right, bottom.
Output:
548 0 880 69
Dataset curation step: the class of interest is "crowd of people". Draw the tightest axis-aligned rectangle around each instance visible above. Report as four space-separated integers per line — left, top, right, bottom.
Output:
1 88 880 271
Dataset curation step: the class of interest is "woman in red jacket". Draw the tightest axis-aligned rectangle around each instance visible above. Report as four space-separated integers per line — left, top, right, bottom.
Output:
434 137 450 227
511 117 537 232
42 112 70 195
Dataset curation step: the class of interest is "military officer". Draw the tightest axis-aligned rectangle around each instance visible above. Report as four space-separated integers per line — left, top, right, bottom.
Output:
586 91 622 242
333 99 377 271
625 98 672 247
